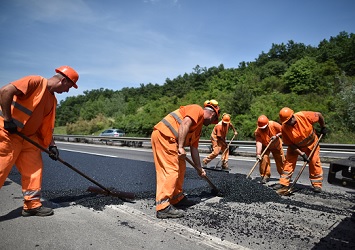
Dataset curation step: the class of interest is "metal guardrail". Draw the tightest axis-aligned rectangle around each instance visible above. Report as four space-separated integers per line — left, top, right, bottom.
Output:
53 134 355 152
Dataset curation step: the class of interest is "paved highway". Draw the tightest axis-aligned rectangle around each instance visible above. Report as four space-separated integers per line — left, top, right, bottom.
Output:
1 142 354 250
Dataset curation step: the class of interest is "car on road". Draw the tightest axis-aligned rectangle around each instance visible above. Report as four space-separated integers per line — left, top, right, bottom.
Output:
99 129 125 137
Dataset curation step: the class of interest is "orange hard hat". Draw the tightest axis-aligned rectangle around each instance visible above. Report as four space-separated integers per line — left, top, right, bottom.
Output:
257 115 269 129
279 107 294 124
204 99 220 124
222 113 231 123
55 66 79 89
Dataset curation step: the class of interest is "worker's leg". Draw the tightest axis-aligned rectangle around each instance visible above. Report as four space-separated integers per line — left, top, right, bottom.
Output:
280 147 297 187
306 145 323 188
203 140 220 165
259 150 271 178
221 142 229 169
0 129 20 188
272 148 285 176
151 130 180 211
15 135 43 210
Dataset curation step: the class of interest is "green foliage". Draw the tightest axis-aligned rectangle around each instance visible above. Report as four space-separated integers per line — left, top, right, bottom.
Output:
55 31 355 143
66 114 111 135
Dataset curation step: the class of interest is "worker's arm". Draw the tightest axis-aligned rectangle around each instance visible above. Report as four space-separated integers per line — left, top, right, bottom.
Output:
190 146 206 177
315 112 327 135
177 116 193 159
256 141 263 161
0 83 22 121
230 124 238 135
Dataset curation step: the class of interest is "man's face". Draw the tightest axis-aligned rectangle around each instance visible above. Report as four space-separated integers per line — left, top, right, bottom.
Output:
285 115 296 126
203 111 217 126
55 77 74 94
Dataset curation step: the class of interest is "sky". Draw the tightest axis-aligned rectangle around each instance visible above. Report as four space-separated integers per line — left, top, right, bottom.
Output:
0 0 354 102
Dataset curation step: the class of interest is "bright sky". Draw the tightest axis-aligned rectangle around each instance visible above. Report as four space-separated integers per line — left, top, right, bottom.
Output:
0 0 354 102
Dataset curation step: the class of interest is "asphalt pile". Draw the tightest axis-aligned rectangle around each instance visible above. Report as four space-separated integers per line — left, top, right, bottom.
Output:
40 169 354 249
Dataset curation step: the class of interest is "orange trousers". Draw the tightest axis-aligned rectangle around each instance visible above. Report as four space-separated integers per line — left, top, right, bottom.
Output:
0 128 43 210
151 130 185 211
204 139 229 166
280 140 323 188
259 148 284 178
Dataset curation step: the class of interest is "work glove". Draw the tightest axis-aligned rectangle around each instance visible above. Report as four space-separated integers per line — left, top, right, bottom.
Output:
320 127 327 135
4 119 17 134
301 153 309 163
256 155 262 161
48 146 59 161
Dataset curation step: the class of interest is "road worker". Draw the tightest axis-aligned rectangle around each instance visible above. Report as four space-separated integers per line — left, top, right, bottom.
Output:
203 113 237 170
273 107 327 193
0 66 79 216
151 100 220 219
254 115 285 184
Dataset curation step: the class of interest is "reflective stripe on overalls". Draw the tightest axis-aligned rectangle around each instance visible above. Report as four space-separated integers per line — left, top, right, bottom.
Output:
0 101 33 128
161 112 182 138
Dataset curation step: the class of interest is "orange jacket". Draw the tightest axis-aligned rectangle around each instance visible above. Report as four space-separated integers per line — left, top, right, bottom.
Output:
153 104 204 148
0 76 57 147
254 121 282 150
211 121 232 142
281 111 318 149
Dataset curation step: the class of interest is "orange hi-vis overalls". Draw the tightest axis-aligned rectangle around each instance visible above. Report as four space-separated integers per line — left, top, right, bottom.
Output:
0 76 57 210
151 105 204 211
254 121 285 178
203 121 231 167
280 111 323 188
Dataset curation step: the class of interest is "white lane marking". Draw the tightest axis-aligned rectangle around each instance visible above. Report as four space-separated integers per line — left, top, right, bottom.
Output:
55 142 329 169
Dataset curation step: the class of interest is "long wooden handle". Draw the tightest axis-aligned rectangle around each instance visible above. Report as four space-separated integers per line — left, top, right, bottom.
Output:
15 131 135 200
216 134 237 167
185 157 219 192
286 134 323 192
246 138 274 178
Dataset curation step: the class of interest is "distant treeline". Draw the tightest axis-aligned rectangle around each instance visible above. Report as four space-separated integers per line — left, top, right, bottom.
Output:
56 31 355 143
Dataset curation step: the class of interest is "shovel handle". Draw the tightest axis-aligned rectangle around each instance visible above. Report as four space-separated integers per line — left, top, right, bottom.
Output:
284 134 323 193
246 138 274 179
185 157 219 192
15 131 135 200
216 134 236 167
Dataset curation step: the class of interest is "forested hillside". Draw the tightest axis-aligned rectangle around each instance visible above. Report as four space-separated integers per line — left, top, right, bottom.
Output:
56 31 355 143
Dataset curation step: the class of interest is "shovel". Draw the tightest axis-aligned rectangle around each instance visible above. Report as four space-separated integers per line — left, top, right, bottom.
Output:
185 157 221 196
277 134 323 196
15 131 135 200
246 137 274 179
214 134 237 169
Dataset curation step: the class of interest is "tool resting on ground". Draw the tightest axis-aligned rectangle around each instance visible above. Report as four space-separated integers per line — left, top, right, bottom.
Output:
246 137 274 179
15 131 135 200
185 157 220 195
277 134 323 196
214 134 236 169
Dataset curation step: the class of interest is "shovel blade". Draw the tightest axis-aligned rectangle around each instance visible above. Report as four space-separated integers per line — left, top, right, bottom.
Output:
276 186 294 196
87 186 135 200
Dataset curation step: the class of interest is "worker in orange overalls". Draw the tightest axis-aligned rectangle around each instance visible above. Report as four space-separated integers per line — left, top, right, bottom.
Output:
254 115 285 184
0 66 79 216
151 100 220 219
202 113 237 170
273 107 327 193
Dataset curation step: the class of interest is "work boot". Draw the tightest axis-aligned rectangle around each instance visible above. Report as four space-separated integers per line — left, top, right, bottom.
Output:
272 184 287 190
174 196 196 208
261 176 269 184
156 205 184 219
313 186 322 193
221 161 230 171
22 206 54 217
